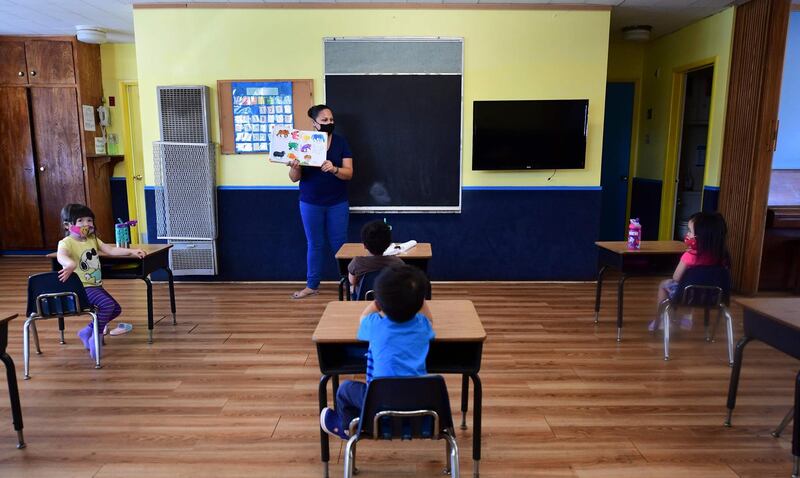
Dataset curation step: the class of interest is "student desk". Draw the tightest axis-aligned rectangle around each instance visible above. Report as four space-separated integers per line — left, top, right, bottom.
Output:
594 241 685 341
725 298 800 477
312 300 486 477
46 244 176 343
1 313 24 448
334 243 433 301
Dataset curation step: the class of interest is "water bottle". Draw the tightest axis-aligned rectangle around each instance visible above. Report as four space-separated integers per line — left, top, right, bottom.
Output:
115 223 130 248
627 218 642 250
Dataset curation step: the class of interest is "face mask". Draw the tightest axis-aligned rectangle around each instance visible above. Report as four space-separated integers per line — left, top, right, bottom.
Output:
317 123 335 134
684 235 697 249
69 225 94 238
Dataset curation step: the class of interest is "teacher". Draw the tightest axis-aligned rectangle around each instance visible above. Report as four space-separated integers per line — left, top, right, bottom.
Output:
288 104 354 299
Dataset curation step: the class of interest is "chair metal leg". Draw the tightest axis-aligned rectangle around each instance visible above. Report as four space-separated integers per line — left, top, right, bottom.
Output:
772 408 794 438
663 304 671 361
91 312 102 369
725 337 753 427
724 308 735 366
709 308 723 343
23 317 32 380
793 455 799 478
58 316 65 344
343 435 359 478
30 321 41 355
594 266 608 324
461 374 469 430
444 432 460 477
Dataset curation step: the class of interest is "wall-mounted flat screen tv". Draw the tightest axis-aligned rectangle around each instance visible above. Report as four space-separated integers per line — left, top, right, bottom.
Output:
472 99 588 170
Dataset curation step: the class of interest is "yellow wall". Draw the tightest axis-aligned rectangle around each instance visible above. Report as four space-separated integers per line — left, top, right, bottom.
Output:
635 7 734 187
607 41 645 82
100 43 138 177
132 8 610 187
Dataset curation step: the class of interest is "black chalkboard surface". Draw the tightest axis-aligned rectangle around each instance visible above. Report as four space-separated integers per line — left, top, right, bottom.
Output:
325 74 462 210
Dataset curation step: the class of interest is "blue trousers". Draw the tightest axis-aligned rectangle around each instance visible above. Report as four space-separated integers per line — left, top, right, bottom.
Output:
336 380 367 430
299 200 349 289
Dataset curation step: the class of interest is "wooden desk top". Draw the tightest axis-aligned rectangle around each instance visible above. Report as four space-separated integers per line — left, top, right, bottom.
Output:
46 243 172 260
595 241 686 255
735 297 800 331
0 313 18 327
313 300 486 343
335 242 432 260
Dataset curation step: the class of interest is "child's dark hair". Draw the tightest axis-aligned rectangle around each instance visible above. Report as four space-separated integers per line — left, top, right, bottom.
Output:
689 212 728 264
61 203 95 234
374 265 428 323
307 104 332 121
361 220 392 256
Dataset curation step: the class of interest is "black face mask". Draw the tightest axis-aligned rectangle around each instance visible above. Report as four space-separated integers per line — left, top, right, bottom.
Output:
317 123 335 134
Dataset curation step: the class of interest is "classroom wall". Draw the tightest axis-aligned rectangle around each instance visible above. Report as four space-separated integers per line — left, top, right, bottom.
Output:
133 8 609 188
775 11 800 169
100 43 138 178
130 6 610 281
636 7 734 187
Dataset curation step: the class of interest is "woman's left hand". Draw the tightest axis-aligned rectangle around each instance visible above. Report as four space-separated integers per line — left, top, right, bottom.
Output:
320 160 335 173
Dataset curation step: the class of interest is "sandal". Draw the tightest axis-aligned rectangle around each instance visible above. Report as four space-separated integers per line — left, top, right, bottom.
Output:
291 288 319 299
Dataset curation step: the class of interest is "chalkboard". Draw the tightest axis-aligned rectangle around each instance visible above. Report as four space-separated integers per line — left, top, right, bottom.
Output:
325 74 462 211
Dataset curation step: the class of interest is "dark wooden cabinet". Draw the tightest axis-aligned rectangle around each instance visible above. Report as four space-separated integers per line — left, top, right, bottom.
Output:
0 41 28 85
0 36 113 251
26 40 75 85
0 87 43 248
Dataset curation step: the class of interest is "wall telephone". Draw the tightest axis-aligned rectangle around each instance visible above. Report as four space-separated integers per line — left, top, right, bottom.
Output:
97 105 109 127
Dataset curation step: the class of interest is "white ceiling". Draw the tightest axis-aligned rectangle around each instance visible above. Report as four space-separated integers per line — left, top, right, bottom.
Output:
0 0 796 44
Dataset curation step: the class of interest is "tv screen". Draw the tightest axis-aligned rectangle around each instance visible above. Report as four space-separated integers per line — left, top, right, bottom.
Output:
472 99 588 170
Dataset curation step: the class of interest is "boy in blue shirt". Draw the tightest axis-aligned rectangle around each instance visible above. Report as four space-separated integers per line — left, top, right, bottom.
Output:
320 264 435 439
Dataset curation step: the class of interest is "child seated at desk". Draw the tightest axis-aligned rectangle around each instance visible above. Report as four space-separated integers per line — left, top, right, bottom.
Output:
650 211 729 331
347 220 404 295
320 265 434 439
56 204 145 358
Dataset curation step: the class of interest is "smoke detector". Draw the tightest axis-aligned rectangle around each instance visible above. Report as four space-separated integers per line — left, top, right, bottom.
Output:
622 25 652 42
75 25 107 44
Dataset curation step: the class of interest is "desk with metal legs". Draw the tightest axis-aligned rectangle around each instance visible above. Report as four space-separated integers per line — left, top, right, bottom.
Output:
335 243 433 301
313 300 486 477
594 241 684 341
725 298 800 478
0 313 24 448
47 244 176 343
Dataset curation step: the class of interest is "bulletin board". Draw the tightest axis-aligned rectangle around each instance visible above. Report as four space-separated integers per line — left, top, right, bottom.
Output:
217 79 314 155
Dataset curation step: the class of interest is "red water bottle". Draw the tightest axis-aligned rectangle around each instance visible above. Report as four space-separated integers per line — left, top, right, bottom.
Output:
628 218 642 250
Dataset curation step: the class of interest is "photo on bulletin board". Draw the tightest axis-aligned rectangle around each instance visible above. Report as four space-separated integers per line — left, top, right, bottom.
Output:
269 129 327 167
231 81 293 154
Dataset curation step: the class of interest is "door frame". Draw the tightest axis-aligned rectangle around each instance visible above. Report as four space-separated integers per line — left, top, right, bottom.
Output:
658 58 717 240
118 80 145 244
605 77 642 233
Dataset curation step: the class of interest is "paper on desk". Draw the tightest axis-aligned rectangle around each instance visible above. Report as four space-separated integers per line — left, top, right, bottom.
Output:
384 240 417 256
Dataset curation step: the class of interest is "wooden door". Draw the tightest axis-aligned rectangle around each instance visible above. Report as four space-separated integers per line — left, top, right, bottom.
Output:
0 87 43 248
26 41 75 85
0 41 28 85
30 87 85 246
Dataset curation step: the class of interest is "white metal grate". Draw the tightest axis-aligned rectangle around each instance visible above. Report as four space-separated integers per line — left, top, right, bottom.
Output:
153 142 217 240
157 86 211 143
168 240 217 276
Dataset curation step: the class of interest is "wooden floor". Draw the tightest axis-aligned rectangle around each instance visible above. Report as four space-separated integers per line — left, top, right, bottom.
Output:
0 256 797 477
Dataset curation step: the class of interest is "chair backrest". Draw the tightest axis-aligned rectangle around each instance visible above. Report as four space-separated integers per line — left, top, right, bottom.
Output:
675 265 731 307
355 375 455 440
354 269 382 301
26 272 91 318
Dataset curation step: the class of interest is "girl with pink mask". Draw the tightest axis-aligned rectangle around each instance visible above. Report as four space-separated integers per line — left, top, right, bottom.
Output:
56 204 145 359
649 212 729 331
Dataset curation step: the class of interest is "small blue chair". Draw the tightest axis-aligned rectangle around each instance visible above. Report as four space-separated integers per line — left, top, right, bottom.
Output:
343 375 459 477
0 314 24 448
23 272 101 379
658 265 734 364
352 269 382 302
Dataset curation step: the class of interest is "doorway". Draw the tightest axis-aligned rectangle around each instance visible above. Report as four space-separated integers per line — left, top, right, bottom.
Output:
599 82 635 240
672 66 713 239
120 82 147 244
